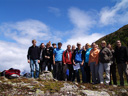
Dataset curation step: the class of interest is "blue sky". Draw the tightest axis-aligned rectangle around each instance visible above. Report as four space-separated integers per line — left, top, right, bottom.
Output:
0 0 128 72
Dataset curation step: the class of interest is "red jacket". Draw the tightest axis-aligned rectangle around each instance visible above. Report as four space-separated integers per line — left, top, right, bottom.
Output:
63 50 72 64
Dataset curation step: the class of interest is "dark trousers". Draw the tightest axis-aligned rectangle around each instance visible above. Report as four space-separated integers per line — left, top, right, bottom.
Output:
80 64 86 83
63 64 73 81
110 63 117 85
117 63 128 86
52 64 56 78
55 61 63 80
39 60 44 73
72 69 80 82
85 62 91 83
42 59 51 71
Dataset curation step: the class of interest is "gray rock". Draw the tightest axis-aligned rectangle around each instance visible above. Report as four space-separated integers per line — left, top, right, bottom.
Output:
36 89 44 96
80 85 86 89
40 71 53 80
60 83 78 92
120 89 127 93
79 90 110 96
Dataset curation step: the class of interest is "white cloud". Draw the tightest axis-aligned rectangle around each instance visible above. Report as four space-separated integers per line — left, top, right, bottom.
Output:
0 41 29 72
68 7 96 34
48 7 61 16
0 19 51 46
62 7 104 49
62 33 104 49
99 0 128 25
0 19 61 73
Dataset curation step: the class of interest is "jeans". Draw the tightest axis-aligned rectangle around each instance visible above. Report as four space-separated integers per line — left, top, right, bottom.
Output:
30 59 39 78
99 62 111 84
55 61 63 80
85 62 91 83
90 62 99 84
117 63 128 86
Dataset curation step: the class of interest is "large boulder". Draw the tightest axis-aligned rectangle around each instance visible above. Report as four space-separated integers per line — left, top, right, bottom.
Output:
40 71 53 80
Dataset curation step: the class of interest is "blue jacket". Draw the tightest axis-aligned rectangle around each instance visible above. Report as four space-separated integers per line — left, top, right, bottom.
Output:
85 48 92 63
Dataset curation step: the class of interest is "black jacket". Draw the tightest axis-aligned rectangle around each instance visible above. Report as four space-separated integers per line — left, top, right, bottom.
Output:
27 46 40 60
44 47 53 61
115 46 128 64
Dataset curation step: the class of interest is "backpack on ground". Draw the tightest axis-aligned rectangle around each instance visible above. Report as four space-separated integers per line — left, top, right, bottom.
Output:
5 68 20 79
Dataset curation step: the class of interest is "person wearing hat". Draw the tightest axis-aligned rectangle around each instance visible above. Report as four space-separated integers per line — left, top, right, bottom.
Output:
53 42 64 80
72 43 85 83
99 41 112 85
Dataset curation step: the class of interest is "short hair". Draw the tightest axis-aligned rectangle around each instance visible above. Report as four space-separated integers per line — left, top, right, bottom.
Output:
52 43 56 46
77 42 81 46
32 39 36 43
67 44 71 47
58 42 62 45
101 40 106 46
86 43 91 48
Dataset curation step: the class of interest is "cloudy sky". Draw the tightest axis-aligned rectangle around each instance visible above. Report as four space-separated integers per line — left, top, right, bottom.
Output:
0 0 128 73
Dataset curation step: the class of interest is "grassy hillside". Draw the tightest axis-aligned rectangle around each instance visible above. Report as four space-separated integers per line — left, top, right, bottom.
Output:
95 24 128 48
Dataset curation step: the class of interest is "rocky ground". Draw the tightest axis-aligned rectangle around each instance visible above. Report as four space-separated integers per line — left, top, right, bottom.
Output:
0 71 128 96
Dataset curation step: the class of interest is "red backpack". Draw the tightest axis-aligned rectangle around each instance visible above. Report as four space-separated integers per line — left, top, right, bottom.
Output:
5 68 20 78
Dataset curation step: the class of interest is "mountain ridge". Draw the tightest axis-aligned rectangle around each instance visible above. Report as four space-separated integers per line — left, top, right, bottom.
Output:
95 24 128 48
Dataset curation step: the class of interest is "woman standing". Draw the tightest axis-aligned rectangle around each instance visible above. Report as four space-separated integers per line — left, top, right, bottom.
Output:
84 43 92 83
107 44 117 85
88 42 100 84
99 41 112 85
43 43 53 71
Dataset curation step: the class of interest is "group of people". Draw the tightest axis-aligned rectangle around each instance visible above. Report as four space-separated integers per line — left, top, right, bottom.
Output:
27 39 128 86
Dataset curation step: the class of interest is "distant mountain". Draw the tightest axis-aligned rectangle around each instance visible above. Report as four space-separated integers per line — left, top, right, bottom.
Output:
95 24 128 48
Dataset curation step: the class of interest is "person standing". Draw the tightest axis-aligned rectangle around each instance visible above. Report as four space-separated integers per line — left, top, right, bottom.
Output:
53 42 64 80
27 40 40 78
43 42 53 71
115 40 128 86
39 43 45 72
107 44 117 85
99 41 112 85
88 42 99 84
84 43 92 83
63 45 73 81
52 43 57 78
72 43 84 83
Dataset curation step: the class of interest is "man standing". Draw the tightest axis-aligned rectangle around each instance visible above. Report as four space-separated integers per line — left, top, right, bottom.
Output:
39 43 45 72
53 42 64 80
27 40 40 78
63 45 73 81
115 40 128 86
51 43 57 78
